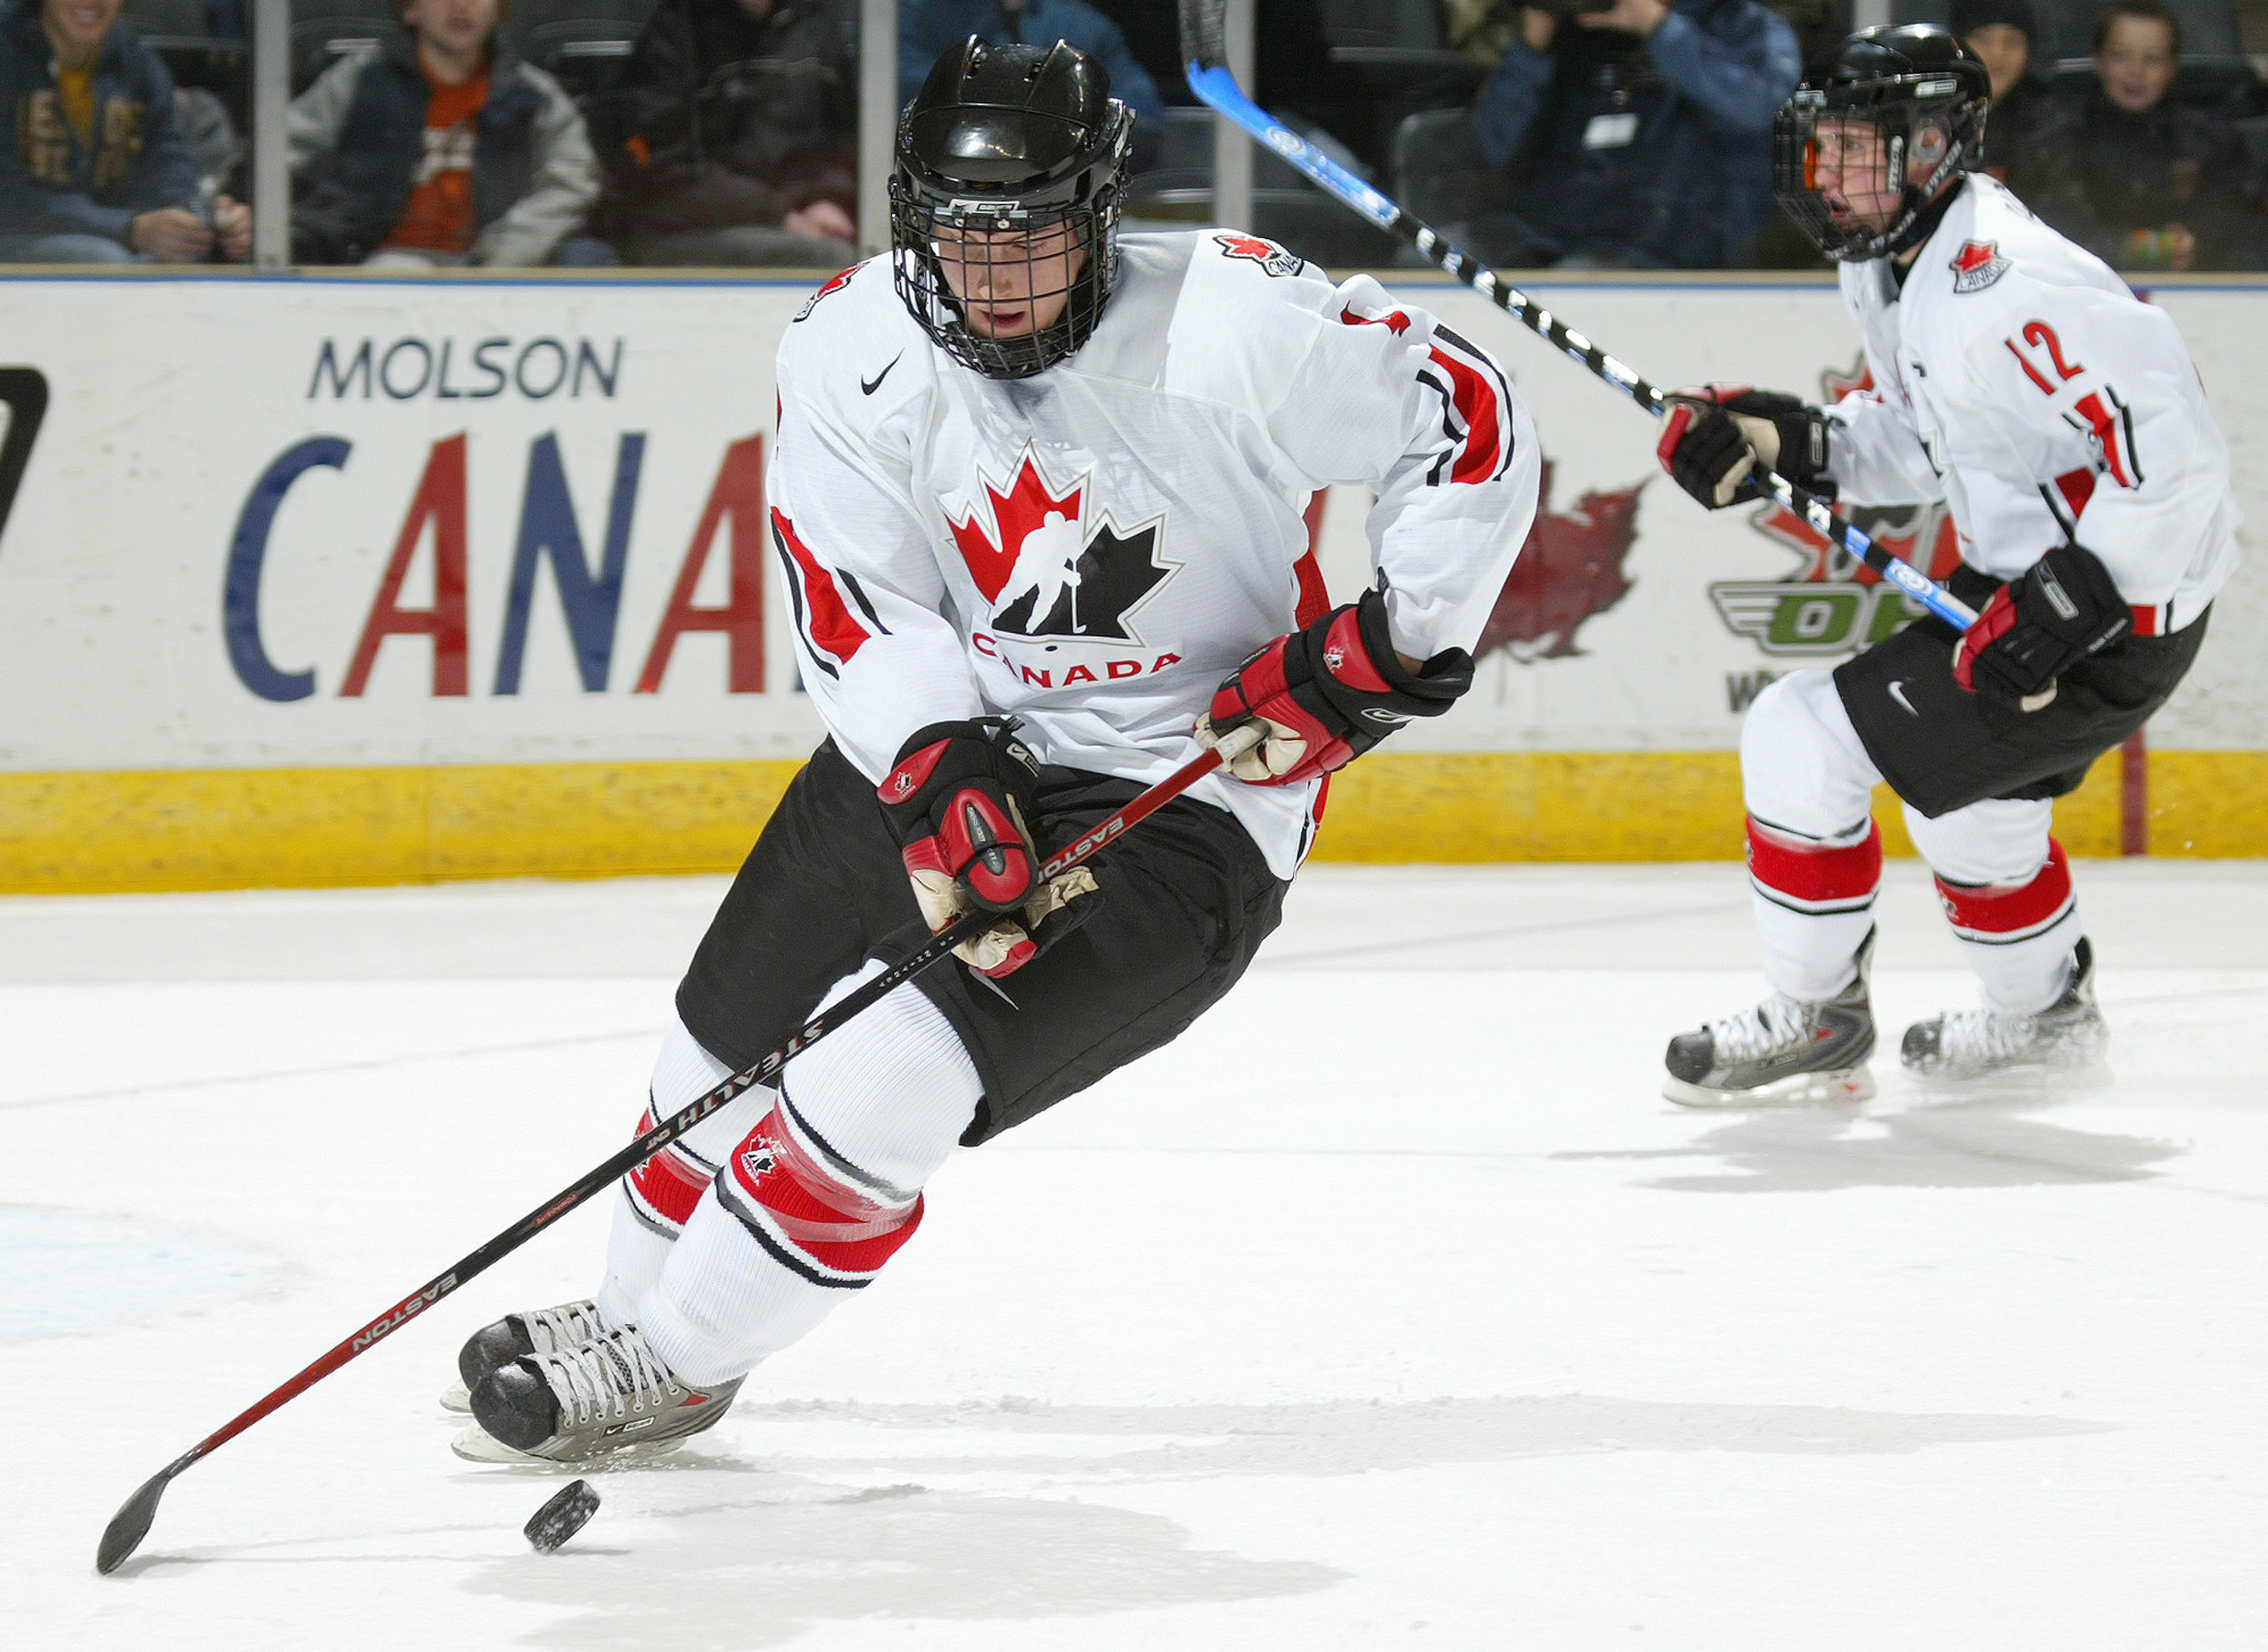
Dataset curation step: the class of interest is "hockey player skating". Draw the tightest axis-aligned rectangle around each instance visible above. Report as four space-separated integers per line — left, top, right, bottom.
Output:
1654 25 2236 1106
444 38 1538 1462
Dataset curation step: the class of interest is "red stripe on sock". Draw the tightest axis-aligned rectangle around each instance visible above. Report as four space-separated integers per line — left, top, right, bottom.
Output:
1935 840 2074 935
728 1107 922 1275
1747 817 1882 903
627 1107 714 1227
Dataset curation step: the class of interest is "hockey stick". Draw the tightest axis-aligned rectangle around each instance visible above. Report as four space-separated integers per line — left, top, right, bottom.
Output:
1176 0 1979 633
95 724 1262 1576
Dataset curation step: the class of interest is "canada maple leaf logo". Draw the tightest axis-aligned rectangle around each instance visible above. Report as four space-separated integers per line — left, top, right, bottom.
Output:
1948 239 2010 293
947 448 1176 642
793 264 857 321
1475 460 1645 660
1213 232 1304 277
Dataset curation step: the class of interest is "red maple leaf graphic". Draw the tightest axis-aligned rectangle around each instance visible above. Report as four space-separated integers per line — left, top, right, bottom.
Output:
1217 233 1277 261
1475 460 1644 659
948 453 1084 603
1820 350 1872 403
1950 240 1999 275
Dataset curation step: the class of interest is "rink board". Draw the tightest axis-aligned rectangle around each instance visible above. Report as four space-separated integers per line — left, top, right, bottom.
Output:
0 268 2263 891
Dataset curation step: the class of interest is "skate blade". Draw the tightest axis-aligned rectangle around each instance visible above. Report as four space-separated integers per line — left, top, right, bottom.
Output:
1664 1066 1877 1109
1905 1056 2115 1093
440 1379 471 1414
450 1423 690 1468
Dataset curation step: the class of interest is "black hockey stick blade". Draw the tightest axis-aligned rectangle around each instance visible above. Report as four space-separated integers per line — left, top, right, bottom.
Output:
525 1479 601 1553
1177 0 1226 71
92 728 1259 1577
96 1467 175 1575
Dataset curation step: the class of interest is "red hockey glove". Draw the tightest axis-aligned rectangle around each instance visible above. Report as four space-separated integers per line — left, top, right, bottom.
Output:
1197 590 1474 785
1952 541 2131 709
878 719 1097 978
1657 385 1833 510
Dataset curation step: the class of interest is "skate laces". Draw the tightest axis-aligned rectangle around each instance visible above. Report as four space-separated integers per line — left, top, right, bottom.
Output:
536 1330 684 1428
525 1300 605 1354
1708 994 1815 1062
1932 1006 2036 1063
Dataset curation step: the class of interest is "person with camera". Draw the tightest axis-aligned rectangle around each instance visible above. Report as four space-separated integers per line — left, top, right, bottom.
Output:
1464 0 1800 268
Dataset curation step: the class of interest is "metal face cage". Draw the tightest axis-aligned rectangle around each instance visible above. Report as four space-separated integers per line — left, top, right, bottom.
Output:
890 186 1123 381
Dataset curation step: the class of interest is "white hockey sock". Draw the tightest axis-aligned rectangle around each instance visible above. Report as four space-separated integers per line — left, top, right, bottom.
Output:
598 1018 777 1329
1748 815 1882 1002
636 959 982 1387
1739 670 1885 1002
1908 804 2083 1013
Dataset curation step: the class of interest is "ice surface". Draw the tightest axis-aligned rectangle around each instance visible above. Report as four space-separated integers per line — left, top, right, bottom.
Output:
6 862 2267 1648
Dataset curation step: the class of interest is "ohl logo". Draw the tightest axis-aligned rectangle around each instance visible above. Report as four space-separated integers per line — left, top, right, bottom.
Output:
947 447 1179 644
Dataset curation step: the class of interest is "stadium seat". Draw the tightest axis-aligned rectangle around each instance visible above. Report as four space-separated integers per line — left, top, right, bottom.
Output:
1313 0 1480 176
500 0 658 101
123 0 248 117
291 0 398 93
1390 105 1484 233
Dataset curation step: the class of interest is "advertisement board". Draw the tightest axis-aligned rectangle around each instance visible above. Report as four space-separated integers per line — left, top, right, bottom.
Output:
0 267 2260 891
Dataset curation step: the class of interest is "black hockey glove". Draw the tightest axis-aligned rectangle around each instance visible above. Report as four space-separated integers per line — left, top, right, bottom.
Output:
1952 541 2132 709
1657 385 1833 510
876 717 1097 978
1198 589 1473 785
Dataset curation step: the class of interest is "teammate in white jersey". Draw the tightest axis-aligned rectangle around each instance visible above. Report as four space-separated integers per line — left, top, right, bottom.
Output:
444 37 1539 1462
1654 25 2234 1106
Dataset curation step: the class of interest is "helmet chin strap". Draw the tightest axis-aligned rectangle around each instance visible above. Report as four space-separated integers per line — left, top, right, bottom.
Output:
1881 168 1969 266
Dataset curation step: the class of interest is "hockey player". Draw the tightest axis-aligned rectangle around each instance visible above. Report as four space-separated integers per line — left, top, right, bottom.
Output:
1654 25 2235 1105
444 38 1539 1461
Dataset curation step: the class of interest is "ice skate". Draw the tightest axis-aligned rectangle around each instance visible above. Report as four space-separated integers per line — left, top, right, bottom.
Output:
453 1325 742 1464
440 1299 616 1413
1902 938 2110 1085
1664 935 1877 1107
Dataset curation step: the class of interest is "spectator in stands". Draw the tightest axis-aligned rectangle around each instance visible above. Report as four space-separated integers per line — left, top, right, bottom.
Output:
594 0 859 266
903 0 1167 165
0 0 251 262
1955 0 2060 186
289 0 603 266
2029 0 2262 270
1465 0 1801 268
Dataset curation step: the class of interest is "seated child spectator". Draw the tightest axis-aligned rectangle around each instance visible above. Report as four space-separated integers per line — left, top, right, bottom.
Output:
1464 0 1801 268
289 0 602 267
903 0 1166 165
1955 0 2059 186
2028 0 2262 271
0 0 251 262
593 0 858 266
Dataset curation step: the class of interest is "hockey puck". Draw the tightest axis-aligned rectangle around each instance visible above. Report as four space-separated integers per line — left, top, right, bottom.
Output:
524 1479 600 1553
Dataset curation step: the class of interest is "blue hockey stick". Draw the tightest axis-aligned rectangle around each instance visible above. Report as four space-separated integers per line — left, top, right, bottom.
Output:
1176 1 1978 630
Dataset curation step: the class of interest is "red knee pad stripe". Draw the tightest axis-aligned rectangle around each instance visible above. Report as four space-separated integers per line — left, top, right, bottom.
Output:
1935 840 2075 938
626 1107 714 1227
1747 817 1882 907
728 1107 923 1275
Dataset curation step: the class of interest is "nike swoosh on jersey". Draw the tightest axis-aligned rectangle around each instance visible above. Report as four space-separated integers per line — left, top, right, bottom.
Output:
861 354 903 396
1888 680 1919 717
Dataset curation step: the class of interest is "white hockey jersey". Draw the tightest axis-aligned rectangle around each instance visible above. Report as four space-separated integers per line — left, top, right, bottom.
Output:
1825 174 2238 631
769 231 1542 878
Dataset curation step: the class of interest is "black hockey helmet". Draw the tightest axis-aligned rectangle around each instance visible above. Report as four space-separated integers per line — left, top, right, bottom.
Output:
1773 25 1993 261
891 38 1135 380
